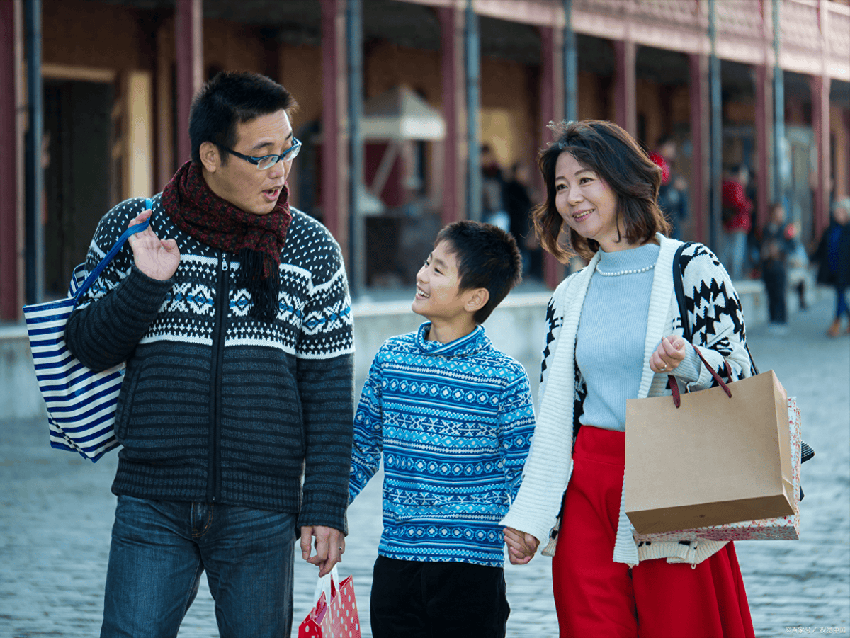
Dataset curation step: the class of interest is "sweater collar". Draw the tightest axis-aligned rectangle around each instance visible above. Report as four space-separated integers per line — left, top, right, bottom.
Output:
415 322 489 356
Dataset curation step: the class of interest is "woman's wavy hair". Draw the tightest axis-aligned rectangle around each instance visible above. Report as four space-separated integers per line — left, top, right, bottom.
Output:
531 120 671 261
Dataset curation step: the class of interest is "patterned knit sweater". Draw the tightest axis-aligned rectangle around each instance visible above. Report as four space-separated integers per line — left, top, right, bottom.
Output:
501 235 757 566
65 194 355 532
349 323 536 567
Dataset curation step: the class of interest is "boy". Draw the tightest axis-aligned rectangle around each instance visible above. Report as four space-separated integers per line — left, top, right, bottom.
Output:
349 221 535 638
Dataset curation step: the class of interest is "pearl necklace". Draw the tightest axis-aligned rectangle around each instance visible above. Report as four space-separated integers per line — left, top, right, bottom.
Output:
595 263 655 277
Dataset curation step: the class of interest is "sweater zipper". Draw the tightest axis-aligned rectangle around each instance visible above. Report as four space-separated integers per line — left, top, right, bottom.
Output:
207 251 228 503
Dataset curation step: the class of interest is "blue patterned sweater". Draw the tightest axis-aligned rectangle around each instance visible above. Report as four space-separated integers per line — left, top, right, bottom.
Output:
349 323 536 567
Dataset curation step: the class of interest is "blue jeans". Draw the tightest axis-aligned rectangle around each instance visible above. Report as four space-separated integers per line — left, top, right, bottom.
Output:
836 286 849 319
722 230 748 280
101 495 296 638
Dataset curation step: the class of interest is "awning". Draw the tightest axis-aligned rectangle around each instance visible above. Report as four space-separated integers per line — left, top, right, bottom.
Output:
361 85 445 141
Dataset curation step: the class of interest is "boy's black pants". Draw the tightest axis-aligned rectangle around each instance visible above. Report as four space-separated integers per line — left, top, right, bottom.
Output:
369 556 510 638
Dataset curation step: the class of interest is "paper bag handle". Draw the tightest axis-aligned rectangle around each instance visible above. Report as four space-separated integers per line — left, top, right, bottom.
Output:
667 347 732 408
312 565 340 608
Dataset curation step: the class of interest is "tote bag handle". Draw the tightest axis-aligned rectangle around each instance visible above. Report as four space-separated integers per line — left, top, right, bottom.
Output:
73 198 153 304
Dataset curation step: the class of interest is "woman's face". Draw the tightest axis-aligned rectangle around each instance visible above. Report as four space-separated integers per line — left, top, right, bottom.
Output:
554 152 623 252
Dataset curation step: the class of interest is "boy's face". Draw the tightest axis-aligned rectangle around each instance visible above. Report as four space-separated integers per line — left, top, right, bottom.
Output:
412 240 473 324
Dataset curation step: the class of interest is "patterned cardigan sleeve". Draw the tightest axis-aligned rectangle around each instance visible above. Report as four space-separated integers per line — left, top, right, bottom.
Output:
678 243 757 389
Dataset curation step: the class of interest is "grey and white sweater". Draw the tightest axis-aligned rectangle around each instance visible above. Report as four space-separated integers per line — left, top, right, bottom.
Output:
66 194 355 533
500 234 756 566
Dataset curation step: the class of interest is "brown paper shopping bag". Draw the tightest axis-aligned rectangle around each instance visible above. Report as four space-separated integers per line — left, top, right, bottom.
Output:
634 397 801 542
624 357 795 536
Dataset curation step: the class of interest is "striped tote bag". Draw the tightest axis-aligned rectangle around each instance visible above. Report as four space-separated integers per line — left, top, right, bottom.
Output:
23 205 151 462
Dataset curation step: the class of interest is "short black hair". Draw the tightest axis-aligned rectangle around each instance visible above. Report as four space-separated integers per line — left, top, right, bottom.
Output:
435 220 522 324
188 71 297 164
532 120 670 261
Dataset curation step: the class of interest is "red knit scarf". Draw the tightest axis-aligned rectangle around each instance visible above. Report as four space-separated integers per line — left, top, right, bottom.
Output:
162 161 292 321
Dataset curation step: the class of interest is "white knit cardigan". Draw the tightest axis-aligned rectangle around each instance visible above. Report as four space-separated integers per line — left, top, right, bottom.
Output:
500 234 755 566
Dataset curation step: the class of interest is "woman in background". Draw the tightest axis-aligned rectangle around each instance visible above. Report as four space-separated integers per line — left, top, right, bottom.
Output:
812 198 850 337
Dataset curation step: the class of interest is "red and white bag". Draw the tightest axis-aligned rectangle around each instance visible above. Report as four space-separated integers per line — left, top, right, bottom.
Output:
298 567 361 638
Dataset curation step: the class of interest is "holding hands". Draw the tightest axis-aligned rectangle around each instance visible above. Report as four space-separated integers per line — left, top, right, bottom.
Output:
128 208 180 281
650 335 688 375
504 527 539 565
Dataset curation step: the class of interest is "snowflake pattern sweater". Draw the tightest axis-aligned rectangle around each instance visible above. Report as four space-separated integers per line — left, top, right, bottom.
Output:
501 234 757 566
65 194 355 532
349 323 536 567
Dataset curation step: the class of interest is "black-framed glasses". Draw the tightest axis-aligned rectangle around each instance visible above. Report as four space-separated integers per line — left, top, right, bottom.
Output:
220 137 302 170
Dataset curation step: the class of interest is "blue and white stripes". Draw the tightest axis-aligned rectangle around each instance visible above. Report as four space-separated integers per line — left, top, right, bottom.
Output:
23 212 152 461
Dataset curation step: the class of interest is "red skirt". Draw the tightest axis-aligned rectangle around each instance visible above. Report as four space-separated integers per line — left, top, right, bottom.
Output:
552 425 755 638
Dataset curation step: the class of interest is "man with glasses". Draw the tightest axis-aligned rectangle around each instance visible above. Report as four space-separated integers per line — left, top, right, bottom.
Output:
66 71 354 637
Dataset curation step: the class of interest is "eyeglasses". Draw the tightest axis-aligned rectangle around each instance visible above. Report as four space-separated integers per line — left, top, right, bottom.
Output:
220 137 302 170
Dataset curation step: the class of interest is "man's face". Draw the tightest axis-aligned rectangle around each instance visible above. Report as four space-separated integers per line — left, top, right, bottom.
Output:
202 109 294 215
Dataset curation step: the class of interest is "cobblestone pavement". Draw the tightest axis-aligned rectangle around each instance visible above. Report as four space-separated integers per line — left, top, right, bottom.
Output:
1 296 847 637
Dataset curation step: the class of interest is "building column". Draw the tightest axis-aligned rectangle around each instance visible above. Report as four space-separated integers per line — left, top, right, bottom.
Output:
755 63 772 229
613 39 636 137
563 0 577 123
844 108 850 199
771 0 785 208
0 0 22 320
347 0 364 295
24 0 43 304
810 73 831 238
688 53 709 244
465 1 480 222
438 5 464 226
320 0 349 258
155 18 175 190
175 0 202 166
540 24 565 288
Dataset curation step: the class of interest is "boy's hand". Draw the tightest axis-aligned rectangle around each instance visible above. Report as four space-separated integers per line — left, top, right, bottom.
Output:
504 527 539 565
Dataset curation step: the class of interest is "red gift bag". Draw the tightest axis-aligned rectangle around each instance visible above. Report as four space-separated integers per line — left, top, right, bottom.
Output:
298 567 361 638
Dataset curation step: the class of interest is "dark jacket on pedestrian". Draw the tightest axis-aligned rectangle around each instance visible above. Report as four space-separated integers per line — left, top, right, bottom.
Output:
66 194 355 532
813 220 850 289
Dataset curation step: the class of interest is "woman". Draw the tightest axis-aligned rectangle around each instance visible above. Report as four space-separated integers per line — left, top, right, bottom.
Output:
501 120 755 638
812 198 850 337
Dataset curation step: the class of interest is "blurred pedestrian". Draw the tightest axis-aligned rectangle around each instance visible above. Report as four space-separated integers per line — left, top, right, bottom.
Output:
785 221 810 311
481 144 509 232
504 162 543 279
760 203 794 333
722 165 754 280
650 137 689 240
65 71 355 637
812 198 850 337
501 120 756 638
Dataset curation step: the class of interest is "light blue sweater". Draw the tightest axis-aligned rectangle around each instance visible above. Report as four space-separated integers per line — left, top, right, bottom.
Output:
577 243 700 431
349 323 535 567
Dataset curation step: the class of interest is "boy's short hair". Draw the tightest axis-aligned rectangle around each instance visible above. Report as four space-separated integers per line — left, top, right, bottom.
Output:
189 71 297 165
435 220 522 324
